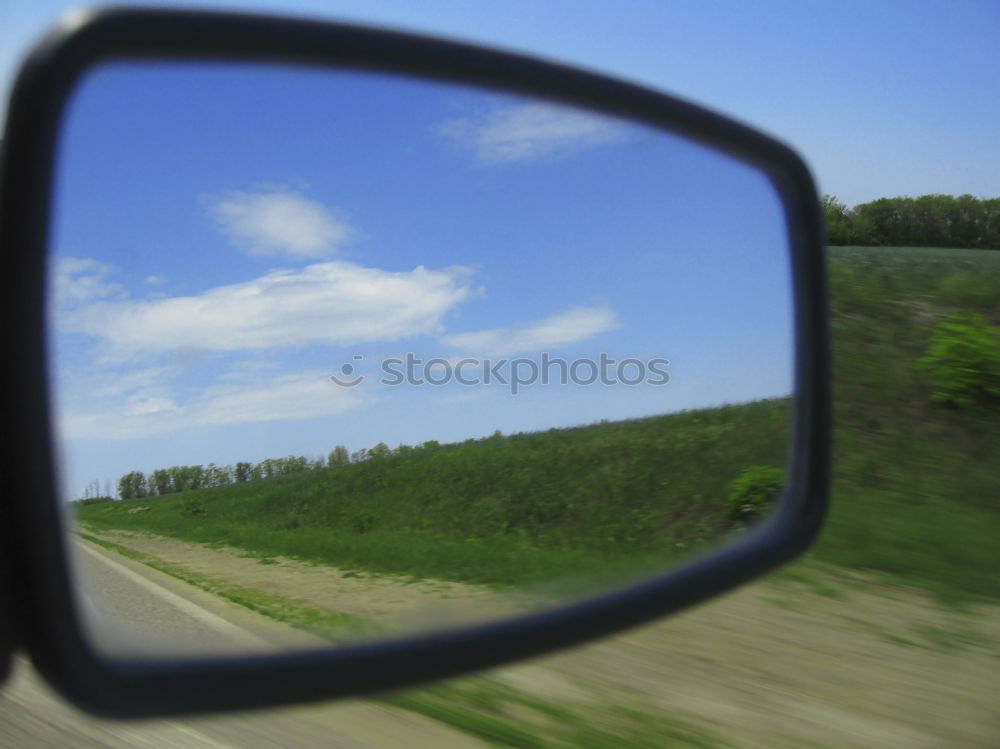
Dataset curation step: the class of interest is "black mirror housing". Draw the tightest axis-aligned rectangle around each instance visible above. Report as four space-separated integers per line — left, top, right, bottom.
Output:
0 7 829 717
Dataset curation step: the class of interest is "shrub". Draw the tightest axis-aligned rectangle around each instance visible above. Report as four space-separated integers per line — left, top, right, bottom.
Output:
348 510 377 534
179 496 206 517
727 466 784 523
73 496 114 506
916 313 1000 410
938 271 998 310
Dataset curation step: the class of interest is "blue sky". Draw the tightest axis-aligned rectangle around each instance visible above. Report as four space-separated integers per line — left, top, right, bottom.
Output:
2 1 996 498
48 63 791 497
4 0 998 207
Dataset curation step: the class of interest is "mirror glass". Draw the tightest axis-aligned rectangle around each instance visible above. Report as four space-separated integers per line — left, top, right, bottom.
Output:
48 62 793 658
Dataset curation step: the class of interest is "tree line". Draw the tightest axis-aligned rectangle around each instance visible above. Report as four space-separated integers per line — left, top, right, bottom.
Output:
823 194 999 249
112 439 445 500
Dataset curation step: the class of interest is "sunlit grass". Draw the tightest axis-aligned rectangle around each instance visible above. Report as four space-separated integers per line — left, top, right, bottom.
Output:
76 399 790 590
808 246 1000 601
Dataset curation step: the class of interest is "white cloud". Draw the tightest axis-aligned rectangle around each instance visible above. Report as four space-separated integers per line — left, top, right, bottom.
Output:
196 372 362 426
439 102 627 165
64 261 475 357
52 257 123 306
89 366 174 398
144 275 167 286
440 306 619 357
123 395 179 417
216 358 282 383
61 370 366 440
203 187 354 258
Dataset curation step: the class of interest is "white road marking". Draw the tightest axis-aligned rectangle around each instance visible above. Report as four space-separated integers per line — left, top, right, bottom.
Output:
76 541 270 649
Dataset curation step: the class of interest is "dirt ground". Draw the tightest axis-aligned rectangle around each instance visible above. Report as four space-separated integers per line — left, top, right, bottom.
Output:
80 528 540 639
79 529 1000 748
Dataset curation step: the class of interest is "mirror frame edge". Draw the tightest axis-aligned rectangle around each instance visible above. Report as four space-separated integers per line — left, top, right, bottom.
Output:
0 6 829 717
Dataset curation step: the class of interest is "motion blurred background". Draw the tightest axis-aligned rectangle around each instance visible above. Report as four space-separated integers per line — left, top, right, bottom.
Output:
2 1 998 747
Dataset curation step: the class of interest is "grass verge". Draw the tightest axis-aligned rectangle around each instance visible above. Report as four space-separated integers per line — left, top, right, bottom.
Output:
78 531 374 640
387 679 724 749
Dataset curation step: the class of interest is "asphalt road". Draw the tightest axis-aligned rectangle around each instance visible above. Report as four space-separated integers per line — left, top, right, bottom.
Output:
72 539 320 657
0 541 486 748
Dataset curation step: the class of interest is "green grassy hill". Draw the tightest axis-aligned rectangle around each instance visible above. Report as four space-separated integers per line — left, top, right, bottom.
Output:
78 398 790 589
809 246 1000 601
77 245 1000 602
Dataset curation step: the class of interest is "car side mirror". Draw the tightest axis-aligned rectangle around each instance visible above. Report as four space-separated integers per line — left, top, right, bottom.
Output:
0 7 829 717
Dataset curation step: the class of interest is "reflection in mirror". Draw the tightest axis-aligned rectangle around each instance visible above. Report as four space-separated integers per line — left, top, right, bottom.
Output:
49 62 793 658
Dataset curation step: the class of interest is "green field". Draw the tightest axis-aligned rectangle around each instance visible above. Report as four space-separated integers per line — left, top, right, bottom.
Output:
77 397 790 591
77 245 1000 602
807 246 999 601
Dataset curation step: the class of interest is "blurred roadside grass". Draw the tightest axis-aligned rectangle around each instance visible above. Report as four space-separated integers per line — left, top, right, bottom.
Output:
803 246 1000 603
